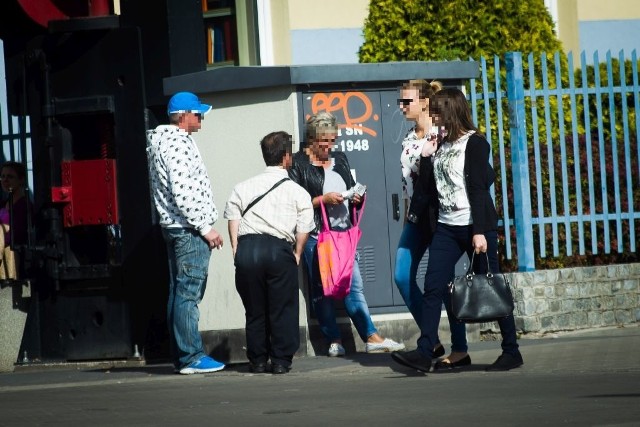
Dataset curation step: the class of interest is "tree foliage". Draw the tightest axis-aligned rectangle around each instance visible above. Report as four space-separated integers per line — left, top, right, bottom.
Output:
359 0 563 62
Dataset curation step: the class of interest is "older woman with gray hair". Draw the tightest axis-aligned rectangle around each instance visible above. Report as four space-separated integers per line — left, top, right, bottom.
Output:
289 111 405 357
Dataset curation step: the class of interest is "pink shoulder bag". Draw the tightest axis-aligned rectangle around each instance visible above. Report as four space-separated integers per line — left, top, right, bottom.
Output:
316 196 365 299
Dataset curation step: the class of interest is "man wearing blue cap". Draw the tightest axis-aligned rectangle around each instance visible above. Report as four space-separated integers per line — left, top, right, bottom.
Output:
146 91 225 374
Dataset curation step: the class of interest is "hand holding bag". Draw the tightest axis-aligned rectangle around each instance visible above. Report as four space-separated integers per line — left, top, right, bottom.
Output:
448 252 513 323
316 196 365 299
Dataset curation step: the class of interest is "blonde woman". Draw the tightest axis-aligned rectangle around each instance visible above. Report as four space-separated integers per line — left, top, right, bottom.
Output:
289 112 405 357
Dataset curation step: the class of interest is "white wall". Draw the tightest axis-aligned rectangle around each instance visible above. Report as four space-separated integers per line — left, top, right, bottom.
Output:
278 0 369 65
579 20 640 61
194 86 307 331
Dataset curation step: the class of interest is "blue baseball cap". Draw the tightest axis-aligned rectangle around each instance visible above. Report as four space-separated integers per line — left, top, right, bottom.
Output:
167 92 212 115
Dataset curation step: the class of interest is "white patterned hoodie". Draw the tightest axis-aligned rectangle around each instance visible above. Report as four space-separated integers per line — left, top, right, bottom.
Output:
146 125 218 235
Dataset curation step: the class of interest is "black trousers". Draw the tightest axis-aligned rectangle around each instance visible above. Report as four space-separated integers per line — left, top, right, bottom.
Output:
235 234 300 367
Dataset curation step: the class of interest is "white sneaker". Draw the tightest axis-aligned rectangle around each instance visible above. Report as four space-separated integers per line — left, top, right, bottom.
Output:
365 338 406 353
327 343 346 357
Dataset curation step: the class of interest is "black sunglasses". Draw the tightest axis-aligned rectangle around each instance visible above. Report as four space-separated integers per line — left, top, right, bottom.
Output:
397 98 413 106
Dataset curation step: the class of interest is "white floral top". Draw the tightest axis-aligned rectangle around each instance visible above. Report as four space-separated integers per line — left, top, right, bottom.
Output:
400 127 439 199
433 130 475 225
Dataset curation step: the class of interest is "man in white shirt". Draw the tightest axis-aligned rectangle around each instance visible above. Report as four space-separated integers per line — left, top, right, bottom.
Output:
224 131 314 374
146 92 225 374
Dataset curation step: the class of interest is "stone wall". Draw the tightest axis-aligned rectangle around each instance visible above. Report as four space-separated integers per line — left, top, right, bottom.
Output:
0 282 29 372
507 263 640 334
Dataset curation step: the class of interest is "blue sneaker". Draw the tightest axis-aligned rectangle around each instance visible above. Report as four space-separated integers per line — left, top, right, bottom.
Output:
179 356 225 375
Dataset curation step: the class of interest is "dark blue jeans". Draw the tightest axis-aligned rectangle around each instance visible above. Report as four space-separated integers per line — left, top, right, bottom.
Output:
162 227 211 370
395 221 468 352
417 223 519 358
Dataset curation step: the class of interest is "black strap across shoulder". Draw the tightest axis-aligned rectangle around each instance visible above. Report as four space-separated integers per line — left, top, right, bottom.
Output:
241 177 290 217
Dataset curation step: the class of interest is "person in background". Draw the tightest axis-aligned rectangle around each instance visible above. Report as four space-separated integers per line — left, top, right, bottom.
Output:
289 111 405 357
224 131 314 374
0 161 31 248
146 91 226 375
392 88 524 372
395 80 469 369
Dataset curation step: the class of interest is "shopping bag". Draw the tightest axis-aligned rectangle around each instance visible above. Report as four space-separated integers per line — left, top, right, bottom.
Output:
316 197 365 299
0 224 17 280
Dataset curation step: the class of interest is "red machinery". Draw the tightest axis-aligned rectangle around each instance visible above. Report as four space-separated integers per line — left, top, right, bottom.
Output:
0 0 206 363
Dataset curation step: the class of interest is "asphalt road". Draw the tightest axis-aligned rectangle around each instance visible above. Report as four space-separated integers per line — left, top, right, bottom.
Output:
1 325 639 427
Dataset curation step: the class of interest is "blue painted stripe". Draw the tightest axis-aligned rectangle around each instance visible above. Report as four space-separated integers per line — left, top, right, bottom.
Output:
528 52 546 258
554 51 572 256
618 50 635 252
541 53 560 256
531 212 640 224
606 51 623 253
580 51 599 253
593 51 611 253
567 52 585 255
631 50 640 251
494 55 511 259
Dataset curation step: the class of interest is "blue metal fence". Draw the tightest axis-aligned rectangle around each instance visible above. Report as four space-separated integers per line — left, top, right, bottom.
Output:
469 51 640 271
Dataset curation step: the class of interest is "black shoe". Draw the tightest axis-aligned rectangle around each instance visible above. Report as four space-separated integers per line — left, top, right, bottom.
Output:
486 352 523 371
433 354 471 370
391 350 432 373
249 362 267 373
433 344 445 359
271 364 290 375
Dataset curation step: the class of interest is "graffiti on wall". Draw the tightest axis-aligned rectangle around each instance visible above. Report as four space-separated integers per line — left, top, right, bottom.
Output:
308 91 379 152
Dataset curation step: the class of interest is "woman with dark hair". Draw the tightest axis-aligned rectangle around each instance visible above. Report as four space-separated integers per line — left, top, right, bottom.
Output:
392 88 524 372
395 79 468 366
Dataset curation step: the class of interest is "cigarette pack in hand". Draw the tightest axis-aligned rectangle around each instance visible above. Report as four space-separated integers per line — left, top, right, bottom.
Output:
341 182 367 199
353 182 367 197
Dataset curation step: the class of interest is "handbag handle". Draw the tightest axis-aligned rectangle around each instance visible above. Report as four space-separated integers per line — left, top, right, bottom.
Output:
319 194 366 232
465 252 495 278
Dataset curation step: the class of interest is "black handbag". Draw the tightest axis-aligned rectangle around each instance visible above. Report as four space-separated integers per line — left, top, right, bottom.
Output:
448 252 514 323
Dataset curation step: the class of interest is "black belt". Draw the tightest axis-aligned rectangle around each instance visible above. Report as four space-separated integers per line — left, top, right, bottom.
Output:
238 234 291 246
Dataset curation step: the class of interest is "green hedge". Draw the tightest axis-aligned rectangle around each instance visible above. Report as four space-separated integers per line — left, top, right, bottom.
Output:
359 0 562 63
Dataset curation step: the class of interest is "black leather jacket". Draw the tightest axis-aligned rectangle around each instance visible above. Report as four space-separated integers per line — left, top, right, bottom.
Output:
289 150 356 233
407 152 439 237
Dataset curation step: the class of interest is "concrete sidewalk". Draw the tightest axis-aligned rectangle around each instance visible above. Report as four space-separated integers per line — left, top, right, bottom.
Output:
0 325 639 426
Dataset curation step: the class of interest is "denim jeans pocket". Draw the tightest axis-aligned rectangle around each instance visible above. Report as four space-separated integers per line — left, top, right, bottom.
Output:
182 263 207 280
176 263 208 301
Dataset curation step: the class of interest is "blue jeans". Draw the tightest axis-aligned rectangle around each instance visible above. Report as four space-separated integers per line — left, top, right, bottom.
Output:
303 236 378 343
162 227 211 369
417 224 519 357
394 221 430 321
395 221 467 352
